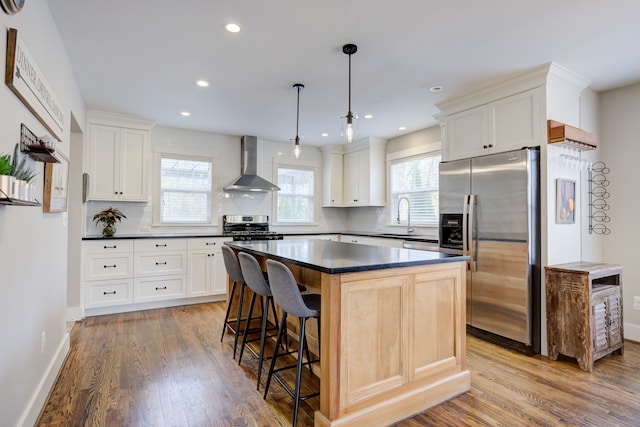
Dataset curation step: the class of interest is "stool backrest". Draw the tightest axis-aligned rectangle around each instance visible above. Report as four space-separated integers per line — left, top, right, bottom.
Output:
238 252 271 297
221 245 244 284
266 259 318 318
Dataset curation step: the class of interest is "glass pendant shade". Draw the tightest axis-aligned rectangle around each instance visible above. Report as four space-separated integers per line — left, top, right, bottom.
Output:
341 112 358 143
291 83 304 159
341 43 358 143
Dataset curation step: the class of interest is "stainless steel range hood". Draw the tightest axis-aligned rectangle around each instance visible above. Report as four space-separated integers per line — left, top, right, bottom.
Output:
224 135 280 192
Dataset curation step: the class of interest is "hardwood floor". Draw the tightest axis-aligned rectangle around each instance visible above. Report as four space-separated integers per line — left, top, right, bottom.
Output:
38 302 640 427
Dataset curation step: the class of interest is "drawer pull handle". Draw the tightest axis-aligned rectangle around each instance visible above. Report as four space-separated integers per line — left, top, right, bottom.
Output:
155 286 167 290
206 242 216 246
155 261 167 265
103 291 117 295
103 245 117 249
104 264 117 268
155 244 167 247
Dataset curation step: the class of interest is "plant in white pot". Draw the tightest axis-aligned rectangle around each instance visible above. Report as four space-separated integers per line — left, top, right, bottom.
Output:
9 144 36 201
93 207 127 237
0 153 15 198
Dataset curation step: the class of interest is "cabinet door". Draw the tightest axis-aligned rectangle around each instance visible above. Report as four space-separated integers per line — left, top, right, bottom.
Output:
188 251 212 297
355 149 371 205
119 128 148 201
445 105 488 161
489 88 540 153
343 150 360 205
323 153 344 207
211 251 227 295
88 124 119 200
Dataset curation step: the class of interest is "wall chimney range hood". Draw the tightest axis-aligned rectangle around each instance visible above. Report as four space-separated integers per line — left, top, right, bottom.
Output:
223 135 280 192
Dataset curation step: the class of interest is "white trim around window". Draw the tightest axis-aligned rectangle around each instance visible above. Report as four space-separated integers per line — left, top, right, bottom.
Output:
272 160 319 226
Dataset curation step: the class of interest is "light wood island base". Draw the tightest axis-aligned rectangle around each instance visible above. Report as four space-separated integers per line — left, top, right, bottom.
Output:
226 240 470 427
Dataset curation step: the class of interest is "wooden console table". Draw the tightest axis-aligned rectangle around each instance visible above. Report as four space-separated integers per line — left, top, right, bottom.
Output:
545 262 623 372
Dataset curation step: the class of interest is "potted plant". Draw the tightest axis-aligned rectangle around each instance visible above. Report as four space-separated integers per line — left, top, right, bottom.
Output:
0 153 14 198
9 144 36 200
93 207 127 237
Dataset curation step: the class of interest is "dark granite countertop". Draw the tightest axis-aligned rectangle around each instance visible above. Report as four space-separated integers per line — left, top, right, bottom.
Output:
225 239 465 274
82 231 438 243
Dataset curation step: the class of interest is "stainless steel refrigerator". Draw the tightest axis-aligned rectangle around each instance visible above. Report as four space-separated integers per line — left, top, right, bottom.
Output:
439 147 540 354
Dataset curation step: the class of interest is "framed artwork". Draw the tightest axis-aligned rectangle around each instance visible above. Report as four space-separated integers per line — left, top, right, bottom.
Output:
43 152 69 212
556 178 576 224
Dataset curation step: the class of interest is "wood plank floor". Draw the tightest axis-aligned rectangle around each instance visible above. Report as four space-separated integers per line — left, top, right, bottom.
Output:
37 302 640 427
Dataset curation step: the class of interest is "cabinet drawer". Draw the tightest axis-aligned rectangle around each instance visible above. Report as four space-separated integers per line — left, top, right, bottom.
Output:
134 239 187 252
85 253 133 281
135 252 186 277
85 279 133 307
84 239 133 254
135 276 186 302
187 237 231 251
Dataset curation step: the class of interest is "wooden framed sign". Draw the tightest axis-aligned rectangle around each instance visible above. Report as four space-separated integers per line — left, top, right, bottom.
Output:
5 28 64 141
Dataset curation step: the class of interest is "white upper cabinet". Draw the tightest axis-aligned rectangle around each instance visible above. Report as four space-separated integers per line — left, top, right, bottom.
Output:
341 138 386 207
86 111 154 201
321 145 344 207
440 87 542 161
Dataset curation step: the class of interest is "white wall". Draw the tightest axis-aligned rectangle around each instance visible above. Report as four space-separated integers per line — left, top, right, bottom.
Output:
83 126 348 236
0 3 85 426
600 81 640 341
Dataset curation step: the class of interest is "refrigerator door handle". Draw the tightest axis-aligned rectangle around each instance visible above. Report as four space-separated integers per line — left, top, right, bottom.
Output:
462 194 470 270
468 194 477 272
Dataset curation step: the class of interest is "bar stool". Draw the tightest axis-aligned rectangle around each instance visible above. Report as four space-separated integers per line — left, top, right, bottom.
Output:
237 252 281 389
263 259 321 427
220 245 261 359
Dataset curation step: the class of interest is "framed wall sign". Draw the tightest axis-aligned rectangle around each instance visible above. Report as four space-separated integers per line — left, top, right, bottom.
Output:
5 28 64 141
556 178 576 224
43 152 69 213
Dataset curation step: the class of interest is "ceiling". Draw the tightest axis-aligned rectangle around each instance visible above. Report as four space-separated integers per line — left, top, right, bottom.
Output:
47 1 640 146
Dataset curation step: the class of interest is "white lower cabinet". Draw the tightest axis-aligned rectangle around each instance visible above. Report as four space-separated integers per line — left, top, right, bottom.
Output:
187 237 232 297
83 237 230 312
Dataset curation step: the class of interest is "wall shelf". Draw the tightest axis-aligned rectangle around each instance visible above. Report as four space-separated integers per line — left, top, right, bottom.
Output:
547 120 597 151
20 123 60 163
0 188 40 206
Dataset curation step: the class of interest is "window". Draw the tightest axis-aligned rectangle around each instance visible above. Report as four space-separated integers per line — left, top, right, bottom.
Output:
276 166 314 223
389 152 441 225
157 154 213 224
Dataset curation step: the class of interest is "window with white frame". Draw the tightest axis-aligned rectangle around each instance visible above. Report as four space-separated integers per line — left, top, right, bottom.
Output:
156 154 214 224
389 152 441 225
276 166 314 223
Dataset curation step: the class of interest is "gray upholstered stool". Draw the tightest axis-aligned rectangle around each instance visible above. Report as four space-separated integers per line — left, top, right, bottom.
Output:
237 252 281 389
220 245 261 359
263 259 321 427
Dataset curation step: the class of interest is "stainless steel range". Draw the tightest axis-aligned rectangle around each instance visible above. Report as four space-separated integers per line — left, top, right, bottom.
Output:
222 215 284 241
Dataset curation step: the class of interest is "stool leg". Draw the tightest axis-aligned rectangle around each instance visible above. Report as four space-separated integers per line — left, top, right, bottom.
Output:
256 295 270 390
264 313 287 400
220 281 238 342
233 282 247 359
238 291 257 365
293 317 308 427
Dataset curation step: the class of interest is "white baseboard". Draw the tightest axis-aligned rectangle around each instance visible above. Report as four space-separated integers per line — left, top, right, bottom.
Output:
84 294 225 317
66 305 85 323
18 332 70 427
624 322 640 342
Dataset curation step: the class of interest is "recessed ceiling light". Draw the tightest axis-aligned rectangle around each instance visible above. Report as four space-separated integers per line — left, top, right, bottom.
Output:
180 111 191 117
225 23 242 33
321 133 329 137
398 126 406 130
196 80 210 87
364 114 373 119
429 86 443 93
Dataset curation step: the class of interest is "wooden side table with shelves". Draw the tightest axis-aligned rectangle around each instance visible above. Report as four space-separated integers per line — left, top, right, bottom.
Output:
545 262 623 372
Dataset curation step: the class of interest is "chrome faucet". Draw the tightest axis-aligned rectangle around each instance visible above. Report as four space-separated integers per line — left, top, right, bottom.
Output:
397 196 414 235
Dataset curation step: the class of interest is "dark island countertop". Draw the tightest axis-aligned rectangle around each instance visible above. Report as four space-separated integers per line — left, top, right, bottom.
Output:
225 239 466 274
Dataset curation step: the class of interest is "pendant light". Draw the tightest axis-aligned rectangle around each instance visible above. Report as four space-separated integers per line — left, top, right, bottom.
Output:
341 43 358 143
291 83 304 159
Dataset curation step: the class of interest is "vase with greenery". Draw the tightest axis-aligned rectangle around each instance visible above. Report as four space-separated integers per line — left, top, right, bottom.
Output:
93 207 127 237
0 153 14 198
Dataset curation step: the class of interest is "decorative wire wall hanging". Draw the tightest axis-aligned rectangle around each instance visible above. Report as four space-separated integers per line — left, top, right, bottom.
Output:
588 161 611 235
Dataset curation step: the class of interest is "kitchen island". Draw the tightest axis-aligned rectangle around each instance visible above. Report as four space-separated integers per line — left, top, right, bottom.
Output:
226 239 470 427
